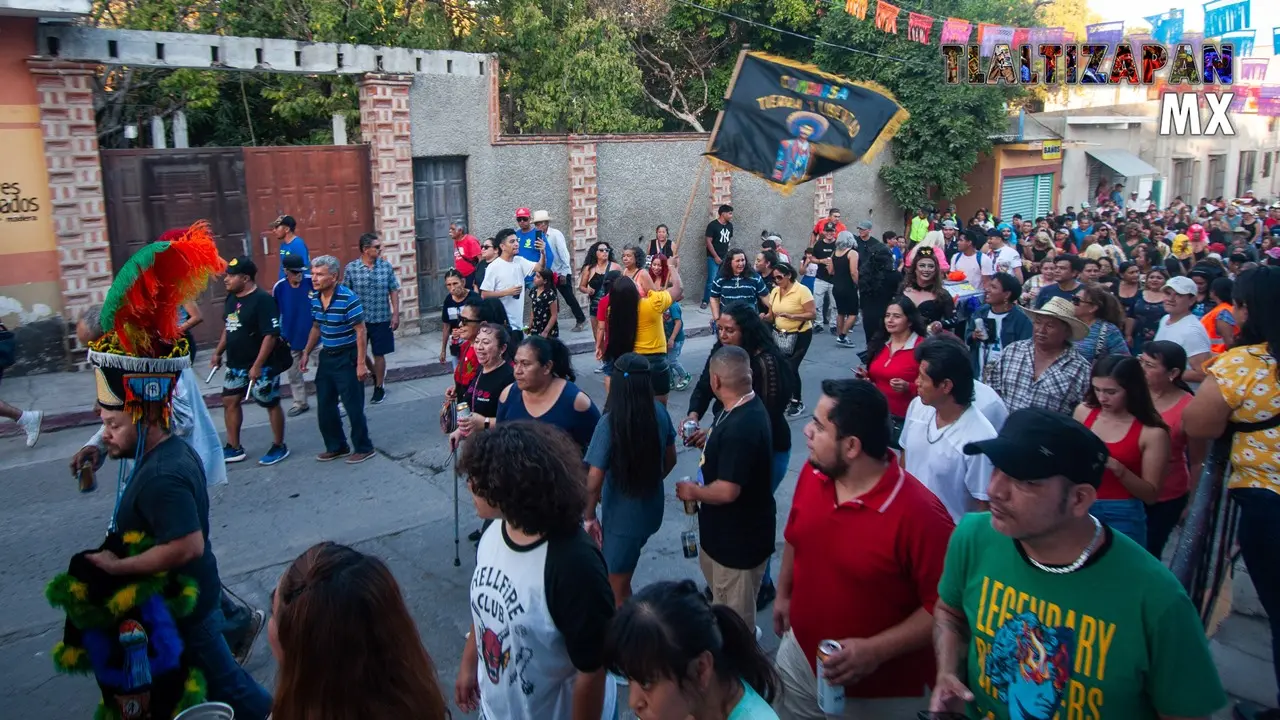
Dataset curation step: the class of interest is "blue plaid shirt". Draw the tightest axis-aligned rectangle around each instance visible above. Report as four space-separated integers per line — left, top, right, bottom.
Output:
342 258 401 324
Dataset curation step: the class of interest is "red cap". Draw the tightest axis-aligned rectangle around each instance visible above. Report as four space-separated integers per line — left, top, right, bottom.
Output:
515 207 531 219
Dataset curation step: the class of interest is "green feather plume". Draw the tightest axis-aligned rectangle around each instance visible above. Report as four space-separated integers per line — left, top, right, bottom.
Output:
99 241 168 331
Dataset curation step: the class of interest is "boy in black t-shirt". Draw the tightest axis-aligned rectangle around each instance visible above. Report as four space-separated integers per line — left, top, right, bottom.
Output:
210 257 289 466
677 346 774 631
702 204 734 308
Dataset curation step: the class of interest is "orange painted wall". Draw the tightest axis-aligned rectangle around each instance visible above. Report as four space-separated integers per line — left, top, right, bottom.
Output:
0 16 64 339
954 153 997 222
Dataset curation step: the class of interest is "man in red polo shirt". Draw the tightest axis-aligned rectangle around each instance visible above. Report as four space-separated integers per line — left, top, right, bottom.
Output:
773 378 955 718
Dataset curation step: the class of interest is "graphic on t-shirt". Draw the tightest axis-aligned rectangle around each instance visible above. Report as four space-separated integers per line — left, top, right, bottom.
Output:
986 611 1075 720
972 577 1116 720
472 564 534 692
225 309 241 334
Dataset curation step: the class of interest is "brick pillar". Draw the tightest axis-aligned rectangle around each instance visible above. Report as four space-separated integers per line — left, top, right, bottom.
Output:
29 59 111 355
813 175 835 224
358 73 419 328
710 168 732 217
568 139 598 264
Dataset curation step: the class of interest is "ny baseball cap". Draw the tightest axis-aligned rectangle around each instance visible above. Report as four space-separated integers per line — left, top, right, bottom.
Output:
963 408 1108 488
226 256 258 277
1163 276 1197 296
515 207 532 219
270 214 296 231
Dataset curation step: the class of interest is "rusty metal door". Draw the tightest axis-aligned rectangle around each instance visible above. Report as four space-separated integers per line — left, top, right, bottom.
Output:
243 146 374 283
101 148 250 350
413 157 469 325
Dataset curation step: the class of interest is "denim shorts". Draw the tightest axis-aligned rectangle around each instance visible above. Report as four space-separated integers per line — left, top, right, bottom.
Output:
222 367 281 408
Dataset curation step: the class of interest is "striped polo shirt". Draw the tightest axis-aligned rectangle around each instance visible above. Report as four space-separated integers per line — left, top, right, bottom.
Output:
311 285 365 349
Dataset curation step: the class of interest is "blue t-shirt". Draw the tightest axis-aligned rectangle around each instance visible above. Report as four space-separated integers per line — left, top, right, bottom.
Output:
664 302 685 343
515 227 553 269
584 403 675 542
273 274 315 350
727 680 779 719
1071 226 1094 246
279 237 310 279
1034 282 1083 309
310 285 364 349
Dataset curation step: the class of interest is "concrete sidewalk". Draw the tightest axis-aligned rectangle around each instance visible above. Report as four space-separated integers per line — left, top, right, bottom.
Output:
0 310 711 439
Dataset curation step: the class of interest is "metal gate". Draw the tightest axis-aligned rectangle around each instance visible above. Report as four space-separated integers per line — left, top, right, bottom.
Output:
101 148 250 349
412 157 469 324
999 174 1053 221
243 146 374 281
103 146 376 348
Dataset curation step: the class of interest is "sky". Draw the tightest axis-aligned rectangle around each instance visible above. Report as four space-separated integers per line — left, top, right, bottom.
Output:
1086 0 1277 64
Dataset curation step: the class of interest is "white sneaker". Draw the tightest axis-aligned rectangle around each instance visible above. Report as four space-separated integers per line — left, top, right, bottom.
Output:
18 410 42 448
755 625 763 642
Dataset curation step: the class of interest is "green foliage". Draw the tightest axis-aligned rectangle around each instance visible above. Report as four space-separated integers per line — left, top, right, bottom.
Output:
814 0 1028 214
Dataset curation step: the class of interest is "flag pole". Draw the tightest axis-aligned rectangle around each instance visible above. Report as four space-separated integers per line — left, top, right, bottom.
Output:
677 47 749 255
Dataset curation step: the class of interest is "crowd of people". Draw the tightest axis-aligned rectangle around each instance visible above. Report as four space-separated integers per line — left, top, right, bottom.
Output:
21 190 1280 720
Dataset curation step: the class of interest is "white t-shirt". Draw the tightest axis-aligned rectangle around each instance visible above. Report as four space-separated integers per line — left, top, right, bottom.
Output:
1154 314 1213 367
987 245 1022 276
951 251 994 287
480 255 538 330
973 381 1009 431
900 400 998 522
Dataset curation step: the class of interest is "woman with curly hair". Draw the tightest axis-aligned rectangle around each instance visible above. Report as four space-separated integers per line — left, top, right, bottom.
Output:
455 421 617 720
269 542 450 720
900 246 956 334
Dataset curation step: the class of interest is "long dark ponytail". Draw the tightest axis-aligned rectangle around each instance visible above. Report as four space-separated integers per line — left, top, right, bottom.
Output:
603 580 778 704
604 276 640 362
521 335 575 381
606 354 663 498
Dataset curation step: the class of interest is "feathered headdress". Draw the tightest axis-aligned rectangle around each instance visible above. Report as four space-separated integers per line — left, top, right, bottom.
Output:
87 221 225 426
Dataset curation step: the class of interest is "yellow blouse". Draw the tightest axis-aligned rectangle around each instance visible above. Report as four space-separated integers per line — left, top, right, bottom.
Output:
769 283 814 333
1208 343 1280 493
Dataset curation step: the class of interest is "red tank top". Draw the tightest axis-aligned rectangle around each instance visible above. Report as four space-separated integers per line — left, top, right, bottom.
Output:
1085 408 1145 500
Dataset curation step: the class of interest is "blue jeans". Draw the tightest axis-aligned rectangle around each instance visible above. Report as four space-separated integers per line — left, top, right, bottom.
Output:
702 258 720 304
1092 498 1147 547
762 448 792 586
185 608 272 720
667 339 688 379
1233 487 1280 707
315 346 373 454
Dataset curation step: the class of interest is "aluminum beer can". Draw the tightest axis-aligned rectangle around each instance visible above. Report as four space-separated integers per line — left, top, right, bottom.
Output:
816 639 846 715
680 530 698 558
682 419 699 439
456 402 471 422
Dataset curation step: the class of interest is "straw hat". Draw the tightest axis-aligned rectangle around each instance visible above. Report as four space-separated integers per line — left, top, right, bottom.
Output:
1021 296 1089 341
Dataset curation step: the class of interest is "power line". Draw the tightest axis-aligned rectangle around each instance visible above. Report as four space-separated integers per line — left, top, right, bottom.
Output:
672 0 929 67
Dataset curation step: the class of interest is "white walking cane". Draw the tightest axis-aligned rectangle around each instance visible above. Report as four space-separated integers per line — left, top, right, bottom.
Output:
451 440 461 568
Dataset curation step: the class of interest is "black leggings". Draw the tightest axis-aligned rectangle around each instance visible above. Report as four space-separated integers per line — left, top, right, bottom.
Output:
787 329 814 403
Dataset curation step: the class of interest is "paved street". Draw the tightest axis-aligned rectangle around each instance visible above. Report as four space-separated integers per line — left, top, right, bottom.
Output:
0 317 1272 719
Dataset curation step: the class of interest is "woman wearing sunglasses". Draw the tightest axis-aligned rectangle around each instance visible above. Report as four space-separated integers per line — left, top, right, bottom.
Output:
763 262 815 418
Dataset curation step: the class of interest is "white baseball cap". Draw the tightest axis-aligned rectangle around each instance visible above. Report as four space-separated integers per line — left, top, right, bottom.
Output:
1163 276 1197 296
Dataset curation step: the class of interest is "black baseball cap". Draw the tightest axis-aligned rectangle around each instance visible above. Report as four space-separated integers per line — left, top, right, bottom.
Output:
271 214 296 231
281 253 305 272
963 408 1108 488
226 256 258 278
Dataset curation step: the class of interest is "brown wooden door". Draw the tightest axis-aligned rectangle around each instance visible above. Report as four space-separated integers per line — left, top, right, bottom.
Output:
101 148 250 350
243 146 374 283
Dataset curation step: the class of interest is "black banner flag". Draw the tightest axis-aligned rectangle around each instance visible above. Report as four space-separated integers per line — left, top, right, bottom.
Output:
707 51 909 192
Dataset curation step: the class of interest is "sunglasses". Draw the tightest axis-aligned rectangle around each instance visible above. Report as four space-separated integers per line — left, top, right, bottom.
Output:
772 274 786 282
459 317 483 325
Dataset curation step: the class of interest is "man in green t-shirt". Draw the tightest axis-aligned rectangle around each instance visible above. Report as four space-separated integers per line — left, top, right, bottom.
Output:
929 407 1226 720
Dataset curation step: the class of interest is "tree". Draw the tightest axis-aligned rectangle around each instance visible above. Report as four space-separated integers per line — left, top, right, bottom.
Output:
813 0 1032 213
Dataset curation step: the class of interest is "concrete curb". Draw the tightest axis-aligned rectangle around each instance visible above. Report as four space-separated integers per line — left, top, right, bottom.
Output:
4 325 713 437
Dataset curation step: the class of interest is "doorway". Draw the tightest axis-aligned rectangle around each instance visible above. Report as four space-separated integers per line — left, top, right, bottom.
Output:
412 156 469 327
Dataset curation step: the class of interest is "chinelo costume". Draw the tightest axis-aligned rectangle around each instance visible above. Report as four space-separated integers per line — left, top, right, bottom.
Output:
45 222 227 720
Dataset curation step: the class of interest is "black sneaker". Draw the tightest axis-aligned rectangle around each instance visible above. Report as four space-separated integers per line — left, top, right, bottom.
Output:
755 581 777 612
468 528 483 542
813 324 826 334
371 385 386 404
785 401 804 418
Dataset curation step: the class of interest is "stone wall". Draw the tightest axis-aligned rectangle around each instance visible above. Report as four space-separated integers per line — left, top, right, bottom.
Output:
407 58 903 314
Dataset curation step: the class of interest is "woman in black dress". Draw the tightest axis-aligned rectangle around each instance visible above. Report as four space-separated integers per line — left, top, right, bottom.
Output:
449 322 514 448
579 241 622 348
900 246 955 335
647 224 674 259
831 231 860 346
1128 266 1169 354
